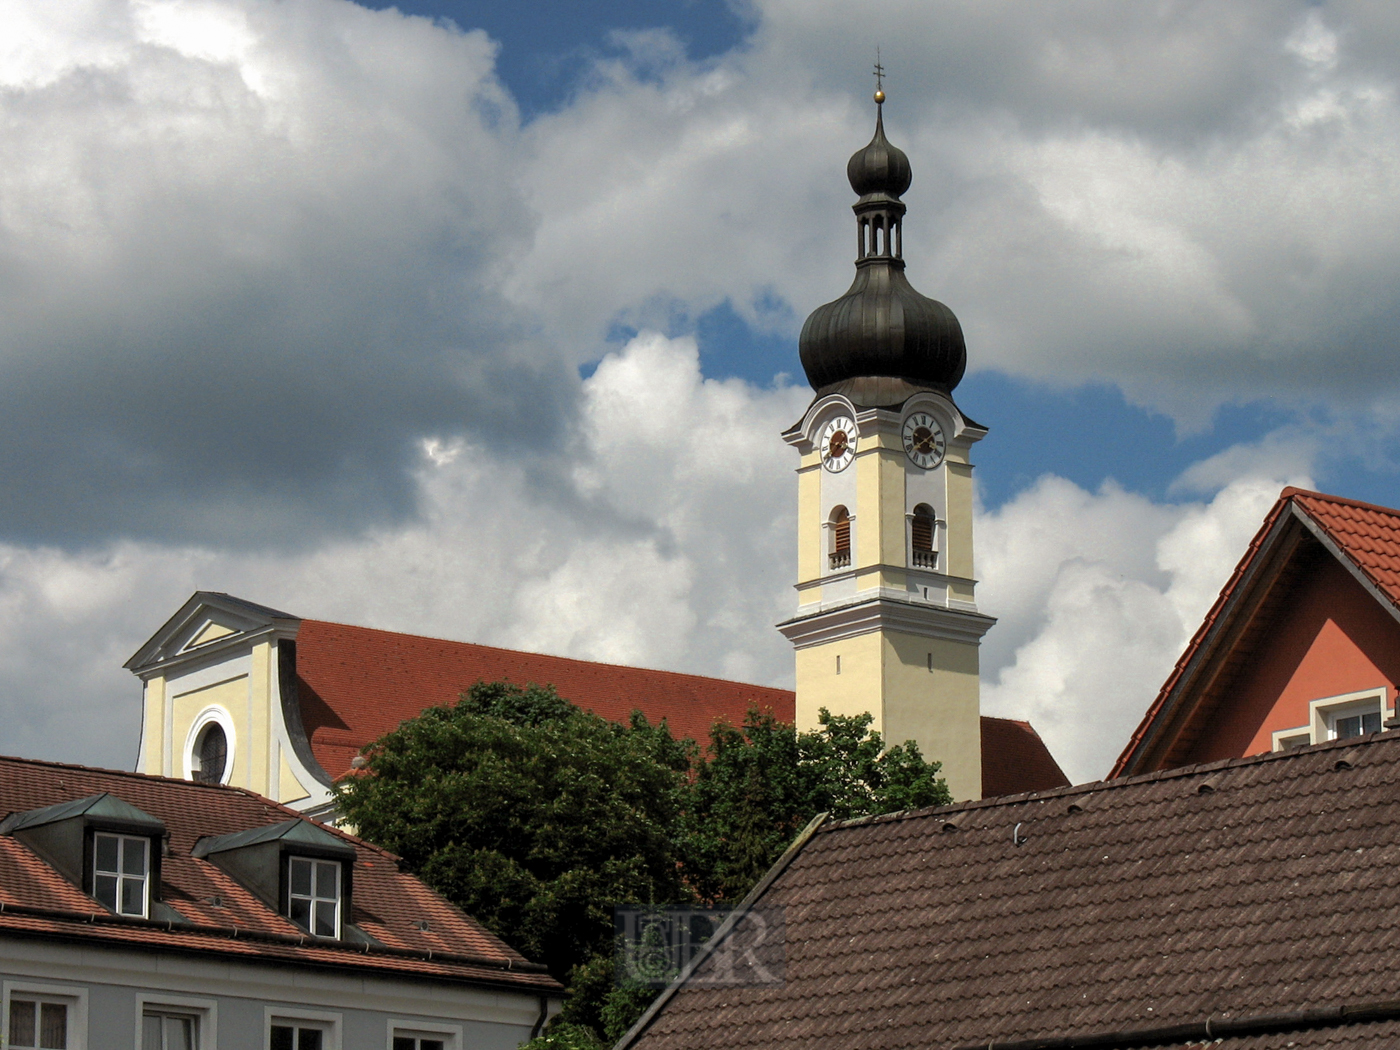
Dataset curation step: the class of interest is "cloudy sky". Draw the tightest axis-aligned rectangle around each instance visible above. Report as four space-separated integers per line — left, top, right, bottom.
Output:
4 0 1399 783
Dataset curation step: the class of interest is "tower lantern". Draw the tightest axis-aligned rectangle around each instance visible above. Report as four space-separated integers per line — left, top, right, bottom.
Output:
778 87 994 801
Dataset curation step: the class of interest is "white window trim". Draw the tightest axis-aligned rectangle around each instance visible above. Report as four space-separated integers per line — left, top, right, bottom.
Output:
182 705 237 785
3 980 88 1050
286 856 342 938
93 831 151 918
136 993 217 1050
385 1020 462 1050
1272 688 1391 750
265 1007 342 1050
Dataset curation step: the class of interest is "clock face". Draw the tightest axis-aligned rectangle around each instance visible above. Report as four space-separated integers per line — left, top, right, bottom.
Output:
820 415 857 472
902 412 946 469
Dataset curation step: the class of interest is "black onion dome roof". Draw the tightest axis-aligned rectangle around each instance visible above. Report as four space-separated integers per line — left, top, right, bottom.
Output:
799 102 966 404
799 265 966 396
846 109 911 199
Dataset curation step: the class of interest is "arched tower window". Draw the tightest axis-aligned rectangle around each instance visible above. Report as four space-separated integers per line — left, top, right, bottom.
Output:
911 504 937 569
193 723 228 784
829 506 851 569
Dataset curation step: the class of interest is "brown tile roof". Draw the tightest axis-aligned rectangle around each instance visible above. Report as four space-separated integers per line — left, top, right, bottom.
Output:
623 730 1400 1050
293 620 795 779
1112 488 1400 778
0 755 560 993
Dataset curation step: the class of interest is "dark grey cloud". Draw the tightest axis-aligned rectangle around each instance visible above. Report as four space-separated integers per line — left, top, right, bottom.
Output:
0 0 578 548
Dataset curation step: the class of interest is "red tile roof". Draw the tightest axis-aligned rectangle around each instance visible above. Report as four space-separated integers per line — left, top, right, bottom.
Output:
0 755 560 993
1112 488 1400 778
292 622 1068 797
622 730 1400 1050
293 621 795 779
980 716 1069 796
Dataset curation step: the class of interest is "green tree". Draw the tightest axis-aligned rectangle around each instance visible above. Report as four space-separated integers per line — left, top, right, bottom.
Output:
333 681 697 985
681 706 950 907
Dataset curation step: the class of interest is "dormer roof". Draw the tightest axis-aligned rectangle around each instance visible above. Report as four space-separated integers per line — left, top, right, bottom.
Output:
1113 487 1400 777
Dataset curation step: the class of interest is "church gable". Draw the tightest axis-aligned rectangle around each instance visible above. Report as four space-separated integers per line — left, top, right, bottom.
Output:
1114 489 1400 777
125 591 299 671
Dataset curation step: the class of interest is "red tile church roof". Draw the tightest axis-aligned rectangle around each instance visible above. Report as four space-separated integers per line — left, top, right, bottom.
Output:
291 621 1068 797
294 620 795 780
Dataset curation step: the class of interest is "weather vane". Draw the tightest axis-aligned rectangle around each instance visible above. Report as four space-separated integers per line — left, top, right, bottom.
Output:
873 48 885 104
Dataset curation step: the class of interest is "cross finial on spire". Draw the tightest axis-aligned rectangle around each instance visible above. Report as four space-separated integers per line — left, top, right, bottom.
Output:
873 48 885 104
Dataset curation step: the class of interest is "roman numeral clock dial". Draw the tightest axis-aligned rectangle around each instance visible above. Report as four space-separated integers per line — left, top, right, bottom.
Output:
902 412 946 469
820 416 856 472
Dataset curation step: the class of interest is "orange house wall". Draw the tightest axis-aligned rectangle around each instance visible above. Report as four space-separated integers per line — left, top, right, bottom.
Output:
1179 556 1400 765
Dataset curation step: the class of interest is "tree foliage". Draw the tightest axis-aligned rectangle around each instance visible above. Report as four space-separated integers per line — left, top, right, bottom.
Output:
336 682 951 1046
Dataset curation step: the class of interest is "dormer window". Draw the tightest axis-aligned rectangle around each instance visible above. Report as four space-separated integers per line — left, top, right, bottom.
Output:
288 856 341 937
93 831 149 917
193 817 357 942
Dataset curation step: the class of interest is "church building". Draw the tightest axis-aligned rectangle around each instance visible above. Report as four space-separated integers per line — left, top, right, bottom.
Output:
124 86 1069 814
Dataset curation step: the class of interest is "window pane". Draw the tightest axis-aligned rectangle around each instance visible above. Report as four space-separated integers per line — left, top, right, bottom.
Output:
1363 710 1383 734
422 1040 445 1050
95 833 119 872
315 861 339 899
122 837 148 876
9 1000 36 1048
314 899 336 937
298 1029 323 1050
393 1039 416 1050
289 858 312 896
289 897 311 930
95 873 119 910
167 1016 194 1050
270 1027 295 1050
38 1003 66 1050
142 1015 162 1050
121 875 146 916
1336 714 1362 739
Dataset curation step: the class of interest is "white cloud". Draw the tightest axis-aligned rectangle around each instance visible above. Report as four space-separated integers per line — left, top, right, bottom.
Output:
978 471 1312 784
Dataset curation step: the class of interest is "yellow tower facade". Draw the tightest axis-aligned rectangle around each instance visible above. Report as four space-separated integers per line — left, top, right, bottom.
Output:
777 93 994 801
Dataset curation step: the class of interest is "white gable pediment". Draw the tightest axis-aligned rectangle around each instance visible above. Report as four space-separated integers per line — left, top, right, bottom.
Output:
126 591 300 674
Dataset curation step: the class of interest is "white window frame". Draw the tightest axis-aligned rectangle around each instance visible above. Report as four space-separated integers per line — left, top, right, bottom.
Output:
286 856 342 938
182 705 237 786
1271 688 1391 751
385 1021 461 1050
135 994 216 1050
92 832 150 919
265 1008 341 1050
3 981 88 1050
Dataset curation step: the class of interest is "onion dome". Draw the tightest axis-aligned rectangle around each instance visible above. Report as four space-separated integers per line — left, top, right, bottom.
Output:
799 93 966 406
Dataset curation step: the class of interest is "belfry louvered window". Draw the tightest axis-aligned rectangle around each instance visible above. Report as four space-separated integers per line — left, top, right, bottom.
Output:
830 507 851 569
911 504 936 569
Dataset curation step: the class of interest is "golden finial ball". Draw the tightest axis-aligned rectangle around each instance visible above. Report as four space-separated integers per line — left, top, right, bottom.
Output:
873 89 885 104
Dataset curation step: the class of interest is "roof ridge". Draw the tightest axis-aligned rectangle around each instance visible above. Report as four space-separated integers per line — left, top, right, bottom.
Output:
301 619 794 694
1284 486 1400 519
818 730 1400 831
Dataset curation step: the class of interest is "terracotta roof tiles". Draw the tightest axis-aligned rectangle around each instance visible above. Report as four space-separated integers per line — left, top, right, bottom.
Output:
0 754 560 992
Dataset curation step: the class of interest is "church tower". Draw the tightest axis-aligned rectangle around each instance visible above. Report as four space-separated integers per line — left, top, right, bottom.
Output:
777 88 994 801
